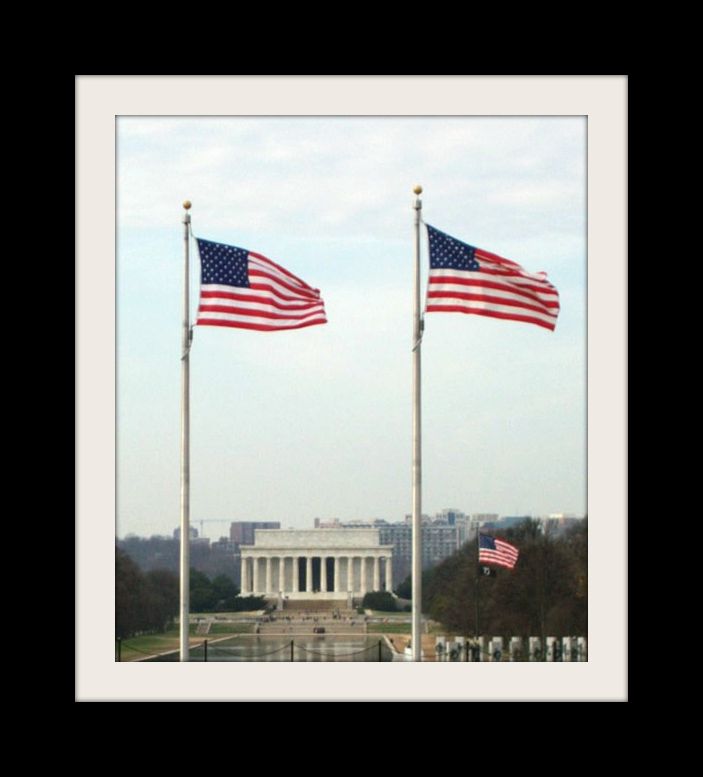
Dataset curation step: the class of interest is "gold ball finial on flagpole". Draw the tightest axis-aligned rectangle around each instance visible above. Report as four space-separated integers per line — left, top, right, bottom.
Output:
413 185 423 195
183 200 192 210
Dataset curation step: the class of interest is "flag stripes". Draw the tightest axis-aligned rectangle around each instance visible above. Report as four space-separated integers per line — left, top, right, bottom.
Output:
425 225 560 331
479 535 520 570
196 239 327 332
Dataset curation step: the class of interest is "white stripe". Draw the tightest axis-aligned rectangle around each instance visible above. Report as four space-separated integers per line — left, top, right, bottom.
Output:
428 281 559 314
197 310 327 328
200 294 325 315
480 261 551 284
427 298 558 326
248 255 313 292
474 255 556 286
248 273 320 302
200 282 319 306
480 549 517 558
430 269 559 298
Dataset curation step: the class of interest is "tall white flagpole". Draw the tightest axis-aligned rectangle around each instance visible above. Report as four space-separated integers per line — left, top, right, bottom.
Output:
179 200 192 661
411 185 423 661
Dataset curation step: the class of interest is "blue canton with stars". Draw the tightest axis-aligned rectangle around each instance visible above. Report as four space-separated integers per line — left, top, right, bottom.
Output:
479 534 497 550
426 224 480 271
197 238 250 287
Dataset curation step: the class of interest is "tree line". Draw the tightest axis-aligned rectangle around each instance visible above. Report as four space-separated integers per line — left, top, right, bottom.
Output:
397 519 587 637
118 535 238 581
116 548 267 638
116 549 179 638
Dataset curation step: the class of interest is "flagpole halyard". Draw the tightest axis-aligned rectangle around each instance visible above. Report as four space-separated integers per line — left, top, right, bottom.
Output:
411 185 423 662
180 200 191 662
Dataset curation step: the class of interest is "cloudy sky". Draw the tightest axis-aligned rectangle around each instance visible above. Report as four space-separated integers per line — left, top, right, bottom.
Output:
117 116 586 539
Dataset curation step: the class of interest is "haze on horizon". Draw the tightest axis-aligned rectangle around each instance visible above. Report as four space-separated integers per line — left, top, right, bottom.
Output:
117 116 586 540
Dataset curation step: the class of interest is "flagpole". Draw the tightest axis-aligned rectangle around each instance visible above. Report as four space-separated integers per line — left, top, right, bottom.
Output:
179 200 192 662
411 185 423 662
475 526 480 640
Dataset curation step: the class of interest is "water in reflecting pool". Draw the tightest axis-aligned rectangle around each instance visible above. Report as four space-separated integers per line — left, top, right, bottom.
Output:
149 635 393 661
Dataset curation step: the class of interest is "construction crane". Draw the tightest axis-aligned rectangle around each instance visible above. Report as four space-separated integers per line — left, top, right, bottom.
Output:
195 519 231 538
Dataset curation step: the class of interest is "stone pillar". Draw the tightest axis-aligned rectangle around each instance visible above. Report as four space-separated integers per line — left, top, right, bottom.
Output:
454 636 466 661
266 556 273 594
545 636 557 662
240 556 248 594
373 556 380 591
321 556 327 592
562 636 572 662
386 557 393 592
306 556 313 593
489 636 503 662
252 556 259 594
334 557 341 593
529 637 542 661
360 557 367 596
509 636 523 661
577 637 587 662
279 557 286 593
347 556 353 593
293 556 299 593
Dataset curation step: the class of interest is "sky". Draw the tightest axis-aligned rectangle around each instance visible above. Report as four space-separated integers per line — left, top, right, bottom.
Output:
117 116 586 540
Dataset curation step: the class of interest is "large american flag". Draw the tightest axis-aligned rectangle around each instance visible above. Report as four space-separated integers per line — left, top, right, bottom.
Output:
425 224 560 331
479 534 519 570
195 238 327 332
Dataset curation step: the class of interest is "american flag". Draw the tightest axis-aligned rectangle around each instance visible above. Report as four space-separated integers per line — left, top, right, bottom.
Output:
196 238 327 332
425 224 560 331
479 534 519 570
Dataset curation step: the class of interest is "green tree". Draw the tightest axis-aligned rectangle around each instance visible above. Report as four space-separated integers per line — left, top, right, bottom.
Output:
423 521 588 638
232 595 267 611
212 574 239 610
362 591 397 611
145 569 179 631
116 548 179 638
116 548 145 638
395 575 412 599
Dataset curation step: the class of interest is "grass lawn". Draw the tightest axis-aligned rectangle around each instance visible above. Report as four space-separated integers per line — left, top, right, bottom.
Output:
118 623 255 661
208 623 254 635
367 623 412 634
118 630 183 661
367 611 411 618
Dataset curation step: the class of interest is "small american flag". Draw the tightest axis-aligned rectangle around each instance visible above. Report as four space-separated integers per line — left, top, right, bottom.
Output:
196 238 327 332
425 224 560 331
479 534 519 570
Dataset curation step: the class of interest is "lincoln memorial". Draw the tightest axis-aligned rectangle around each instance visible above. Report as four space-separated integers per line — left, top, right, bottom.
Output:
239 529 394 602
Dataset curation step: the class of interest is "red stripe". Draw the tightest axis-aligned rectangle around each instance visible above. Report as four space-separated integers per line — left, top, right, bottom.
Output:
426 304 556 331
248 268 319 300
477 267 558 294
197 317 326 332
480 548 517 563
249 282 320 304
478 557 516 570
429 276 560 307
249 251 316 291
475 248 522 269
198 305 323 321
427 290 557 318
479 551 516 560
199 290 321 312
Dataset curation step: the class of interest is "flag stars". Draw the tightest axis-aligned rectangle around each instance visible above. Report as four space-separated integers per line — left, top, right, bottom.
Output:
196 238 250 287
427 225 479 271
